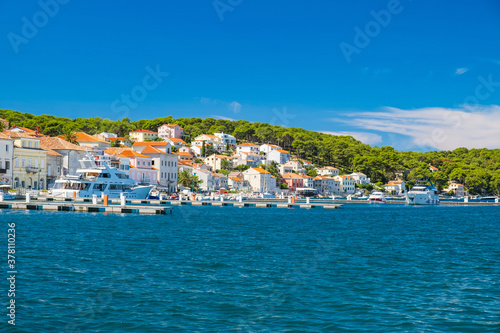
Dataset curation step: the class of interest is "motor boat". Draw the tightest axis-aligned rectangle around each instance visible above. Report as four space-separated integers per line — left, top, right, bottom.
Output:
406 179 439 205
368 191 387 203
51 152 153 199
0 185 16 200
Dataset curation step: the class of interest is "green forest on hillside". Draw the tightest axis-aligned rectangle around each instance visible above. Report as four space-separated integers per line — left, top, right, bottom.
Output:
1 109 499 194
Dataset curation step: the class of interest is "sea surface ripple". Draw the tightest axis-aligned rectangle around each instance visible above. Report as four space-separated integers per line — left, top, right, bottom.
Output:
2 204 500 332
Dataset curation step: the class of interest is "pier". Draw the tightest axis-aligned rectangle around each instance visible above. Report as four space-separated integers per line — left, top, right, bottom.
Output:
0 201 172 215
0 196 343 214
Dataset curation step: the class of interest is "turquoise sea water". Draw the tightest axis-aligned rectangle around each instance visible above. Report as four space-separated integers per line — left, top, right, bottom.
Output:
2 204 500 332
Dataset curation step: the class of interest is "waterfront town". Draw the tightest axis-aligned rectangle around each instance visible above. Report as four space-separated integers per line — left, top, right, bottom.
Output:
0 117 468 198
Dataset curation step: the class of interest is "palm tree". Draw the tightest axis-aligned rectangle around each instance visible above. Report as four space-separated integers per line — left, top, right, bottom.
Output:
221 158 232 171
63 129 79 145
178 170 193 188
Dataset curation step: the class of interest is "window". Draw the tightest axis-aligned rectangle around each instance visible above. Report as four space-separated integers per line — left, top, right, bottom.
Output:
6 161 10 170
35 142 39 148
28 158 32 167
6 145 8 152
15 158 19 167
28 141 32 148
22 159 25 167
35 159 38 168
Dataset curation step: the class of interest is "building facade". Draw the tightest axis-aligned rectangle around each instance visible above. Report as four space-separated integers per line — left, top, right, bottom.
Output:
0 134 14 186
158 124 184 140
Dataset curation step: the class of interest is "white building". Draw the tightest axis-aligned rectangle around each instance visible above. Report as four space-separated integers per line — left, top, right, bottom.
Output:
214 132 236 150
317 166 339 177
268 149 290 165
350 172 370 185
192 168 216 191
204 154 232 171
131 142 178 192
384 180 405 196
444 182 466 197
243 167 275 193
0 133 14 186
158 124 184 140
232 152 261 168
99 132 118 139
313 176 340 195
138 145 178 193
334 175 356 194
236 143 260 155
165 138 187 150
281 160 305 175
259 143 282 157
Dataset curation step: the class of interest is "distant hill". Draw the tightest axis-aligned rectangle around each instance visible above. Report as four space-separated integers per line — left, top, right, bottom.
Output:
1 109 499 194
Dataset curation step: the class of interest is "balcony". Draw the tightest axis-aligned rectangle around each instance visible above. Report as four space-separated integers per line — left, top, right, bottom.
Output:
0 168 6 174
26 167 39 173
138 177 151 185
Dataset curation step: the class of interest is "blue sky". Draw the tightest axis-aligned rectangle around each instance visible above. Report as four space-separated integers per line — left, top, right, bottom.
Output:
1 0 500 150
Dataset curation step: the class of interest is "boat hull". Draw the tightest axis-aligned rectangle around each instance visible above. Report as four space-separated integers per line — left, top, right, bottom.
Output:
406 193 439 205
368 198 386 203
52 185 154 199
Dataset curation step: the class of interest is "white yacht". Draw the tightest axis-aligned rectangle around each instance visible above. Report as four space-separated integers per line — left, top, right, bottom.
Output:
51 152 153 199
406 180 439 205
368 191 387 203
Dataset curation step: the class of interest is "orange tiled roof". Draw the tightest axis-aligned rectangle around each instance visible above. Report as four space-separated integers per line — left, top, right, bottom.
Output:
75 132 108 143
174 152 194 156
118 150 151 158
275 149 290 154
141 146 165 154
282 173 303 179
252 167 270 174
162 124 183 128
40 137 86 151
0 133 12 140
104 148 132 156
45 149 63 157
168 138 186 144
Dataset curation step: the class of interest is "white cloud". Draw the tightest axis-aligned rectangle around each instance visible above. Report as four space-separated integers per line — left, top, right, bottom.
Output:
320 131 382 145
455 67 469 75
211 115 236 121
330 105 500 150
229 101 242 114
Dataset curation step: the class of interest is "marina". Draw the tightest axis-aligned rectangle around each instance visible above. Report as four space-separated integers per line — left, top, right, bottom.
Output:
1 195 498 216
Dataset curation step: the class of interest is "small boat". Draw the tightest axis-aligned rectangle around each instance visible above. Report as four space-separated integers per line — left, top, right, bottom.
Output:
148 188 160 200
261 192 276 199
406 179 439 205
0 185 16 200
477 196 498 202
368 191 387 203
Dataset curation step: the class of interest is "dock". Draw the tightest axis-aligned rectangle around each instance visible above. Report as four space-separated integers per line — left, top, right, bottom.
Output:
0 201 172 215
0 196 343 214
